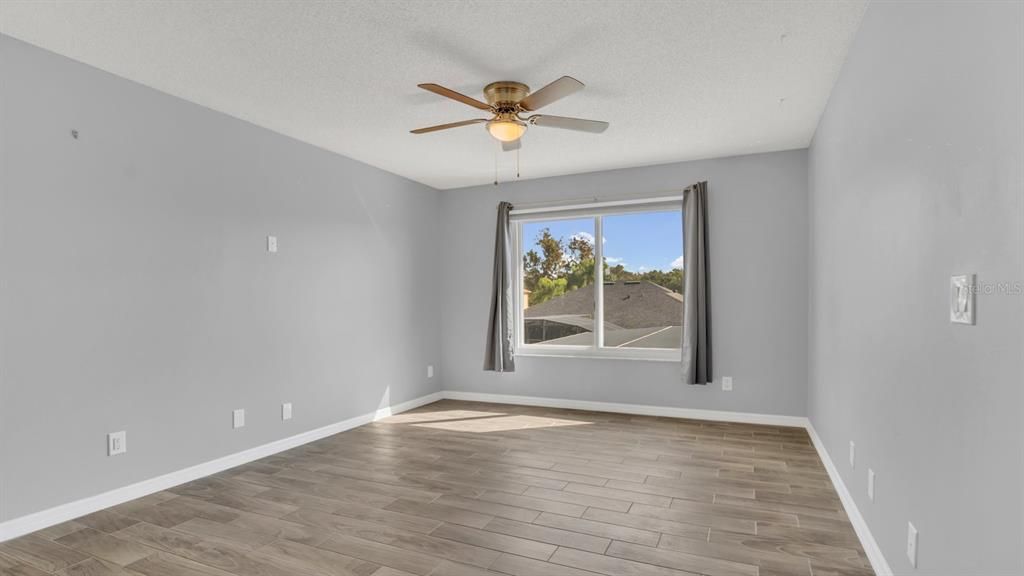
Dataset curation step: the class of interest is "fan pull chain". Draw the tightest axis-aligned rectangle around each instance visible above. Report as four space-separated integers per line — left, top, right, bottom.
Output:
493 143 498 186
516 148 520 179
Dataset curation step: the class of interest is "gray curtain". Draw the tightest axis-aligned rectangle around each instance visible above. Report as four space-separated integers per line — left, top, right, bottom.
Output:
682 181 712 384
484 201 516 372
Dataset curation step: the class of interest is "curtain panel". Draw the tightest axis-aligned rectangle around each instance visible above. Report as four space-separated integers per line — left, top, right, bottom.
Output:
484 201 516 372
681 181 712 384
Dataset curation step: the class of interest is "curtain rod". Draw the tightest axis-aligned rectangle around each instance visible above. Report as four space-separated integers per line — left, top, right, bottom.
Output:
509 192 684 216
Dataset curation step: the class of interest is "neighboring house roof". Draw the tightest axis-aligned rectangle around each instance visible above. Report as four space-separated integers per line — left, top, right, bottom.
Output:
541 325 683 348
525 281 682 330
522 314 601 332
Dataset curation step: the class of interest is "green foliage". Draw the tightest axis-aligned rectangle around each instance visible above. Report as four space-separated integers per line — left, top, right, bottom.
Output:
605 264 684 293
567 258 596 292
524 228 595 306
567 234 594 263
534 228 565 280
523 228 683 306
531 276 568 304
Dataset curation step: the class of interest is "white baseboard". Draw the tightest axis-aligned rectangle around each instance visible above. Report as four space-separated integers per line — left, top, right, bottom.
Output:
440 390 809 428
806 422 893 576
0 391 443 543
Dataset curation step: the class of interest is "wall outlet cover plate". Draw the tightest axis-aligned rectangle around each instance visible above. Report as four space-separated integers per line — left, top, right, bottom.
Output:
107 431 127 456
907 522 918 567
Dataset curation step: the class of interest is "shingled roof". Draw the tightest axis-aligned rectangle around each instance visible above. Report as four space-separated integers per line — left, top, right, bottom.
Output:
525 280 682 329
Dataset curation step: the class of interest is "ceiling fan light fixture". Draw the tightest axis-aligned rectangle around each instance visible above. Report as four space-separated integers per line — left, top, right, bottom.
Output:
487 119 527 142
412 77 606 147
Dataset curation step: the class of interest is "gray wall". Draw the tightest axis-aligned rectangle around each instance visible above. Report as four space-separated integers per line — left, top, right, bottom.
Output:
0 35 442 522
440 150 809 417
807 2 1023 574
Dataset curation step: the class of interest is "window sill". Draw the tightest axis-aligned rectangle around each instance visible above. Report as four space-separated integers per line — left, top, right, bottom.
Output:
515 347 680 363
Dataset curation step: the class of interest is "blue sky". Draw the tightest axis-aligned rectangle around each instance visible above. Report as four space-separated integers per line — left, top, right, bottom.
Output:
522 210 683 272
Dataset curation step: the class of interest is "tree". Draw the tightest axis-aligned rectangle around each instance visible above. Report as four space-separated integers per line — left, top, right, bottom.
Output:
600 260 683 293
523 228 595 305
536 229 565 279
567 234 594 265
605 263 630 283
566 257 595 292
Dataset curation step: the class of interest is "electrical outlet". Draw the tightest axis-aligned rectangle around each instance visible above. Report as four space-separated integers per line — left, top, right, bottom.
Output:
868 468 876 501
233 409 245 429
107 431 127 456
282 402 292 421
722 377 733 391
849 441 856 468
267 235 278 253
427 365 434 378
907 522 918 567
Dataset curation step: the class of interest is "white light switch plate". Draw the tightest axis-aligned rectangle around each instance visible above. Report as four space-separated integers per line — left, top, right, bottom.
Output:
950 274 974 324
107 431 127 456
722 377 733 391
233 409 245 429
427 365 434 378
282 402 293 421
849 441 856 468
907 522 918 567
868 468 876 501
267 235 278 253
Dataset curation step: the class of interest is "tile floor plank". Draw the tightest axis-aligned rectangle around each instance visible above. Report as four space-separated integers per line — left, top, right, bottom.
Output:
481 517 609 553
55 557 143 576
606 540 758 576
0 550 52 576
532 512 661 547
0 534 92 572
55 527 155 566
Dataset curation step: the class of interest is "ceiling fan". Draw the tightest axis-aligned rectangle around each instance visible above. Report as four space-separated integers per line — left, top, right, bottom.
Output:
410 76 608 150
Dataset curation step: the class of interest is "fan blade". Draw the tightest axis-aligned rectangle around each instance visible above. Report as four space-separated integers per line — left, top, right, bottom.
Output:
410 119 488 134
418 83 493 111
529 115 608 133
502 139 521 152
519 76 584 111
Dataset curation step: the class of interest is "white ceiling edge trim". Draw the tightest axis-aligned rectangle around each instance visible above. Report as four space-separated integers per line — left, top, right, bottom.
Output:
443 146 809 193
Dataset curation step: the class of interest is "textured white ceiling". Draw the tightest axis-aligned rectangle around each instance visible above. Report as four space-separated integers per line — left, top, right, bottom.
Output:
1 1 866 189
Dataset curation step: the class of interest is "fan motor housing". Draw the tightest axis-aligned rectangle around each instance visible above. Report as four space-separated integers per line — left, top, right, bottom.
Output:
484 81 530 109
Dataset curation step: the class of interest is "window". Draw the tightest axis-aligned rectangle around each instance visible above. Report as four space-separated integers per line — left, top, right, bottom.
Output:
514 199 683 360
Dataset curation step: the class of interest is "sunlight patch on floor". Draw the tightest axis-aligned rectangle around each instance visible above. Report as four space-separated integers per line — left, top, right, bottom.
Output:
411 414 591 433
383 409 507 424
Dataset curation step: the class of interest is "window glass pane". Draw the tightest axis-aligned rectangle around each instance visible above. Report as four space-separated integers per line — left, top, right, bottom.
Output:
601 210 683 349
521 218 595 346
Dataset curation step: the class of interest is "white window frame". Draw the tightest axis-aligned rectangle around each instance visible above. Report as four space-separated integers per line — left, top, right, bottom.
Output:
511 197 683 362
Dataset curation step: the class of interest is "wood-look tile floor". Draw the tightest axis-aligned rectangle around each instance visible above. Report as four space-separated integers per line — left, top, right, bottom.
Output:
0 400 874 576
